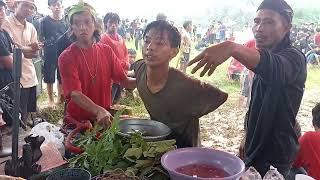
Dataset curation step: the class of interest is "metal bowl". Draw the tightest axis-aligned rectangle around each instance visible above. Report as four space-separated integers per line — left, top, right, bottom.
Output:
118 119 172 141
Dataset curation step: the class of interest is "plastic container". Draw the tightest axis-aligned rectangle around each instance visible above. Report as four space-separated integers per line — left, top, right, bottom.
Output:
161 147 245 180
295 174 315 180
46 168 91 180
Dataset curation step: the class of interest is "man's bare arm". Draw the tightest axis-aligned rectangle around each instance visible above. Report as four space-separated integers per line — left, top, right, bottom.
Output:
70 91 112 128
189 41 260 76
0 55 13 70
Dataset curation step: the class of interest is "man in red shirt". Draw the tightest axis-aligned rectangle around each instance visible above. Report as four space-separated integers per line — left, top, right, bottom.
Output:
293 103 320 180
58 2 135 128
100 12 129 104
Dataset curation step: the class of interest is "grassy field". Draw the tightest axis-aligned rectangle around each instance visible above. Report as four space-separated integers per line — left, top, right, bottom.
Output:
123 40 320 117
37 40 320 120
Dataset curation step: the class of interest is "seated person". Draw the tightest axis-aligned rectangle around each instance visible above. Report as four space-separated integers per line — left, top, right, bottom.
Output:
133 20 228 148
306 47 320 65
293 103 320 180
58 2 135 128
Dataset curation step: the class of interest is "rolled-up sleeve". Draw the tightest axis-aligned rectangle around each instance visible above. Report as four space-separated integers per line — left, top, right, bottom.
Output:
253 48 306 84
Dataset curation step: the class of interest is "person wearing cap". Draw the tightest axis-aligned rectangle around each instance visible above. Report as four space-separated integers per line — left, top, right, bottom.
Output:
58 1 135 129
39 0 66 107
189 0 307 177
100 12 129 104
2 0 42 127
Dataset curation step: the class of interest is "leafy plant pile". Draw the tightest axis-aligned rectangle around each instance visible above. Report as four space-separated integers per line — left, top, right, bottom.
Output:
69 112 176 179
94 169 139 180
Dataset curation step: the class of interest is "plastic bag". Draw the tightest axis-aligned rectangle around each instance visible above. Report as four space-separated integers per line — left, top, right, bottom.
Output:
241 167 262 180
30 122 64 156
241 166 285 180
263 166 284 180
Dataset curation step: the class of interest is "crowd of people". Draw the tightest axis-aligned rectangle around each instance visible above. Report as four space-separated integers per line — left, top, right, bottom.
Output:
0 0 320 179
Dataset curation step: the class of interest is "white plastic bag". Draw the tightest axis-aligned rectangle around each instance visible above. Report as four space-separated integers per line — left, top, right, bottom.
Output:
263 166 285 180
241 167 263 180
30 122 64 156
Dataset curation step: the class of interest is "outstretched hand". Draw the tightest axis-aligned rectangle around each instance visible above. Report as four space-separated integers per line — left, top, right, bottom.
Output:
188 41 233 77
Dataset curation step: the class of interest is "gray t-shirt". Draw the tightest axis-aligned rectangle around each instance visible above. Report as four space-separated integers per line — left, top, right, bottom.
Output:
134 60 227 148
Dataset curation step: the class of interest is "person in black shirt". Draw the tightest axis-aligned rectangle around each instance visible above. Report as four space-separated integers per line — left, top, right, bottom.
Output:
0 0 13 126
0 1 13 92
189 0 306 177
39 0 67 107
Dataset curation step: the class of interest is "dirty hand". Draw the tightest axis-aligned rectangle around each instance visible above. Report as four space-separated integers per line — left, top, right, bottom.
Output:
96 107 112 129
28 42 44 51
188 41 233 77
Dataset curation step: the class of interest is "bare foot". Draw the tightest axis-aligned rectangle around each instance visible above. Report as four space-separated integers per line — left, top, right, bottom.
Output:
56 96 65 105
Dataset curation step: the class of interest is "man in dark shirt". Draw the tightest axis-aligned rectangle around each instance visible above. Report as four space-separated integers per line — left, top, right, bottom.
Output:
133 20 228 148
0 0 13 126
39 0 66 106
189 0 306 177
0 0 13 91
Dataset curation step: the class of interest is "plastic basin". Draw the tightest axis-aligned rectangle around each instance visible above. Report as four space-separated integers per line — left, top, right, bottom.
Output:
161 147 245 180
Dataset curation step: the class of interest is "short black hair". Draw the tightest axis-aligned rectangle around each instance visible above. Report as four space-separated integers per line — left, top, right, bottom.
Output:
156 13 167 21
183 20 192 29
312 103 320 128
48 0 62 6
316 28 320 33
103 12 120 26
143 20 181 49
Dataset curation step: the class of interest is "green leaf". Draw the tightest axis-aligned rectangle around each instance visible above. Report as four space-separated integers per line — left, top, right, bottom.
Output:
124 147 143 162
84 159 89 169
134 159 153 168
126 167 139 176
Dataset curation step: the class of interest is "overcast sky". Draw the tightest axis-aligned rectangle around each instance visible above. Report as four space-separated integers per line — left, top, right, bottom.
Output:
35 0 319 21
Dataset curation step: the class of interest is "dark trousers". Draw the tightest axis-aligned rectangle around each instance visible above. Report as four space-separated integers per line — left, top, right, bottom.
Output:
20 86 37 124
111 84 123 104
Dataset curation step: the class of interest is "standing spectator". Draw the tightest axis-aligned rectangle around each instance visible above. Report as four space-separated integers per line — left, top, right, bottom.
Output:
0 0 13 93
0 0 13 126
314 28 320 47
179 20 192 73
117 20 126 38
101 12 129 104
134 23 143 50
3 0 42 127
39 0 66 107
237 40 255 108
217 21 226 43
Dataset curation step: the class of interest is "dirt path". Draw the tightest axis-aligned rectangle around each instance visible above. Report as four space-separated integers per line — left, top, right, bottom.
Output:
200 89 320 155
